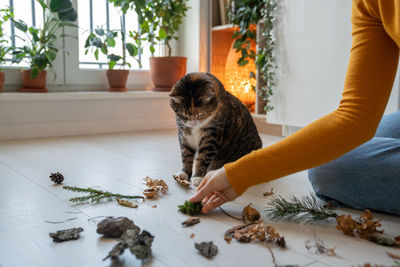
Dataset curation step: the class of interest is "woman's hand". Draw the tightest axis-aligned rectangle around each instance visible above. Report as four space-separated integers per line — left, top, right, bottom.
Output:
189 167 238 213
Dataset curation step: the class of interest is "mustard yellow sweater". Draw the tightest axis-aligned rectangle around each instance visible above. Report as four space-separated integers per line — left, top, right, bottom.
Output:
225 0 400 195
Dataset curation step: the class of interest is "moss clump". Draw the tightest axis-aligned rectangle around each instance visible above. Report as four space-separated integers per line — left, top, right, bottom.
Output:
178 200 203 215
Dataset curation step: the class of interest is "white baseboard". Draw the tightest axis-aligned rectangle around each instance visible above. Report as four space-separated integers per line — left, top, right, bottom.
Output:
0 91 177 141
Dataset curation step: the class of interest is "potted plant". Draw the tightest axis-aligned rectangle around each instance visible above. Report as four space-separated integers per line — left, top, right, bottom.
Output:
11 0 77 92
144 0 189 91
84 21 139 92
0 7 13 92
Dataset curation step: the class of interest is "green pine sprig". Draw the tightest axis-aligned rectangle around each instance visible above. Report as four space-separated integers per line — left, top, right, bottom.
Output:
63 186 144 204
265 193 338 223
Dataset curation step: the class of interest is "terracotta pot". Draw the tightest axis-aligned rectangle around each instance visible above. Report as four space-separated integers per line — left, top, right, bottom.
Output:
106 69 129 92
19 70 47 92
0 72 4 92
150 57 187 91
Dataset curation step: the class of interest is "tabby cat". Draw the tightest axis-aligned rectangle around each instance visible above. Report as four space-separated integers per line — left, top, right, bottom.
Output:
170 72 262 186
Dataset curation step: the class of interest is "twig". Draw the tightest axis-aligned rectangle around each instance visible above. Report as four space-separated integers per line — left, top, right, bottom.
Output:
266 245 277 267
219 207 242 221
44 217 77 224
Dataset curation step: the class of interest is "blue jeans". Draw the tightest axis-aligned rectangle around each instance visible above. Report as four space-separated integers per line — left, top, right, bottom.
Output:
308 111 400 215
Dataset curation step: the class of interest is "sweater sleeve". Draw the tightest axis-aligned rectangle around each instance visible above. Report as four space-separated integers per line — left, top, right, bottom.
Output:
224 0 400 195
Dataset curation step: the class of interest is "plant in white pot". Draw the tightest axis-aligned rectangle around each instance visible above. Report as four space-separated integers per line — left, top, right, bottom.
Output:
84 23 139 92
11 0 77 92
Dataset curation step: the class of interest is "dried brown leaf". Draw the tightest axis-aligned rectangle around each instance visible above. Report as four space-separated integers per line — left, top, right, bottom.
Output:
182 217 200 227
263 188 274 197
242 204 260 222
143 176 168 196
190 233 195 238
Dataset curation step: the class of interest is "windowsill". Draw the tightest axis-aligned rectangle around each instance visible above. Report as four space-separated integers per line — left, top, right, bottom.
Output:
0 90 170 101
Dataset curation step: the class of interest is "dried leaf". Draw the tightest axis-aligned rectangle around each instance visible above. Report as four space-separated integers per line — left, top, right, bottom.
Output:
173 174 191 187
386 251 400 260
263 188 274 197
195 241 218 258
242 203 260 222
116 198 138 208
152 205 157 208
49 227 83 242
182 217 200 227
143 176 168 197
190 233 195 238
336 214 357 236
224 220 285 248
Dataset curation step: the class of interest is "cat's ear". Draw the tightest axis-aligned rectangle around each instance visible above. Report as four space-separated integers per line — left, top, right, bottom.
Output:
169 92 184 104
200 88 215 103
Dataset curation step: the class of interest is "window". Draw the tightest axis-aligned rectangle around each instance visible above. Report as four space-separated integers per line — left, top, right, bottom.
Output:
78 0 160 70
0 0 155 90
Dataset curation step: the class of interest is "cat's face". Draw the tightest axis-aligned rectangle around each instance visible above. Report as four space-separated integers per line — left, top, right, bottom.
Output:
170 73 218 128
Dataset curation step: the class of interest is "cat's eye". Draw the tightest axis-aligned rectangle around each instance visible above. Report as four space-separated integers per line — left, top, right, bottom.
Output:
180 114 188 120
197 114 206 119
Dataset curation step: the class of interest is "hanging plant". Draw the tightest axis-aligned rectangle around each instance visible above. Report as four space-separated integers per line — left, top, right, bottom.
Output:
227 0 277 112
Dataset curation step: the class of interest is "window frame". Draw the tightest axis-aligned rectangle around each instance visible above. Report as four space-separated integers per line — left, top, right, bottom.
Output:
2 0 152 91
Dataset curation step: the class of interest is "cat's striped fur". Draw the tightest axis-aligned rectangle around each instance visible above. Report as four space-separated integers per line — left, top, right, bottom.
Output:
170 72 262 186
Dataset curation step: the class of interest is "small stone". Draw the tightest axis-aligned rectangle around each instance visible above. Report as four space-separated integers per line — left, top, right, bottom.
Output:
49 227 83 242
97 217 140 238
195 241 218 258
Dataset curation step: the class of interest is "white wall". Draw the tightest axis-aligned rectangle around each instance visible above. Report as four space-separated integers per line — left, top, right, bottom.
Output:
268 0 400 128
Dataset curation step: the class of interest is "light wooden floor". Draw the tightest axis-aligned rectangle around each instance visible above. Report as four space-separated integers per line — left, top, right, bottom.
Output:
0 130 399 267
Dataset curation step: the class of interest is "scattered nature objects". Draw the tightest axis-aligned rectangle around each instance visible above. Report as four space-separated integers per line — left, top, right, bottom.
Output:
190 233 195 238
178 201 203 216
224 220 285 248
104 228 154 261
173 174 191 187
386 251 400 260
305 239 337 256
242 203 260 222
182 217 200 227
263 188 274 197
195 241 218 258
116 198 138 208
265 193 338 223
152 205 157 208
143 177 168 198
63 185 144 204
49 227 83 242
96 217 139 238
49 172 64 184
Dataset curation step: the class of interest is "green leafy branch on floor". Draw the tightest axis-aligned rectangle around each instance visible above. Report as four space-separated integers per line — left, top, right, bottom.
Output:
265 193 338 223
63 186 144 204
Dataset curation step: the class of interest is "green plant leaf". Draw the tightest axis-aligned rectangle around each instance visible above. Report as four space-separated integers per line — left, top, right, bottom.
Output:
49 0 72 12
58 21 78 28
109 60 116 70
149 45 155 54
94 48 99 60
95 28 105 36
12 19 28 32
105 38 115 47
58 9 77 22
29 27 39 42
101 43 108 55
36 0 48 10
126 43 137 57
158 28 167 39
107 54 121 62
31 67 39 79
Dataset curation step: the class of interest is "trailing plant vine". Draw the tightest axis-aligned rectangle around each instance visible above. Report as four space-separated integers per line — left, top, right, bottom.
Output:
228 0 277 112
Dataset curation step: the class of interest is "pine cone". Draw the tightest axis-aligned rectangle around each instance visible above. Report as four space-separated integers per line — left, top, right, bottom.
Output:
50 172 64 184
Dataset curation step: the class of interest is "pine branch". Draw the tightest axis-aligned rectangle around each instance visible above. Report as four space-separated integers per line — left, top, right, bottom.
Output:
265 193 338 223
63 186 144 204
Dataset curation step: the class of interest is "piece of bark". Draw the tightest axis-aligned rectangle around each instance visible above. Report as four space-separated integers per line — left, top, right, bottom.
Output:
195 241 218 258
97 217 140 238
49 227 83 242
182 217 200 227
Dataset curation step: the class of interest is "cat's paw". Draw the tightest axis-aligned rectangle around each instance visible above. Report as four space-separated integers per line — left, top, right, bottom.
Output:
173 171 189 181
192 176 204 186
